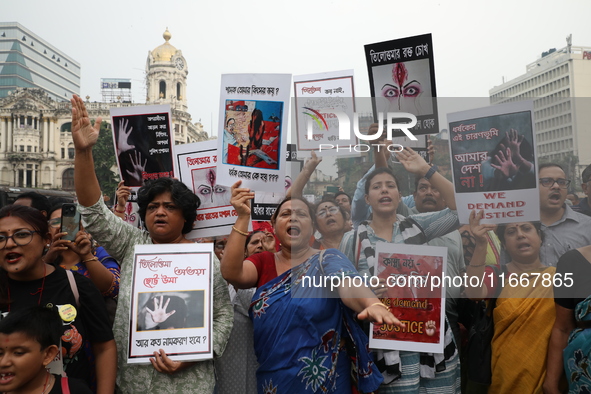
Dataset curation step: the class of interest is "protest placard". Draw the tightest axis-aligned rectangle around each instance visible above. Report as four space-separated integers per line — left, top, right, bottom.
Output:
128 243 213 364
217 74 290 192
110 105 176 189
447 101 539 224
370 243 446 354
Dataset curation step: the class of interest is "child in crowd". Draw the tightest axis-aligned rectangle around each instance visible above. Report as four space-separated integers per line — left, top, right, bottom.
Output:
0 306 92 394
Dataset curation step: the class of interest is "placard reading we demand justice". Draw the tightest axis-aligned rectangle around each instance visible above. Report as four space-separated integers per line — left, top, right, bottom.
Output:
128 243 214 364
447 101 539 224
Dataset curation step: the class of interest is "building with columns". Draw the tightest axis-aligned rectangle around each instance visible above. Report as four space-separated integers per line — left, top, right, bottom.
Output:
0 28 208 191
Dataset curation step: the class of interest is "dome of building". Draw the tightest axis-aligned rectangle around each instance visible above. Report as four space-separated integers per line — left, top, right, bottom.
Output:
151 28 177 62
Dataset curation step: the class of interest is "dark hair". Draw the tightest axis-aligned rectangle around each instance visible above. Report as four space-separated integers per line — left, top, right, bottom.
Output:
334 191 351 203
364 167 399 195
495 221 544 246
271 196 315 227
245 230 265 253
226 118 235 127
0 205 49 236
137 178 200 234
315 200 347 222
0 306 63 349
14 192 50 214
538 162 565 174
48 197 73 218
582 164 591 184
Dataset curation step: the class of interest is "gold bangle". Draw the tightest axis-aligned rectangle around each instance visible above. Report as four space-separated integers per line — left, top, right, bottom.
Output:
82 257 99 264
232 226 249 237
370 302 389 311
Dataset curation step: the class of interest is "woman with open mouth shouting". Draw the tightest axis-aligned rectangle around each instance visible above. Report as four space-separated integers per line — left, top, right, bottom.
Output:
340 146 462 393
0 204 117 394
221 181 403 393
69 95 233 394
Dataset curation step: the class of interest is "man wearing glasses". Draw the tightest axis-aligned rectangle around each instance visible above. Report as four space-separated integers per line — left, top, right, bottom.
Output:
538 163 591 266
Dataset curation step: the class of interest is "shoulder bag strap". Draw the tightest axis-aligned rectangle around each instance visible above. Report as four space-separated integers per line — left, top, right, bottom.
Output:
65 270 80 308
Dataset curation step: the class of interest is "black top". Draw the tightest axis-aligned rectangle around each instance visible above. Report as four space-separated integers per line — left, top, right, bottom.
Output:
554 249 591 309
2 267 114 386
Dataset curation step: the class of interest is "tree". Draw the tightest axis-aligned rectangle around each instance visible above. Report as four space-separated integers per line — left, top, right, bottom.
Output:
91 120 119 200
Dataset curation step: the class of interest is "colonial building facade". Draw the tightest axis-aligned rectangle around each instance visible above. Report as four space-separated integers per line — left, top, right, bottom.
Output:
0 28 208 190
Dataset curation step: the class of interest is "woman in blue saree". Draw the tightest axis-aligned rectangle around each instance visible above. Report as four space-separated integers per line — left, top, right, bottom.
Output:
221 183 403 393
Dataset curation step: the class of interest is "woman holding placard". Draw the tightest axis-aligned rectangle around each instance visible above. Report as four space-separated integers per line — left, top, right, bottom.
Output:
339 143 461 393
70 95 233 394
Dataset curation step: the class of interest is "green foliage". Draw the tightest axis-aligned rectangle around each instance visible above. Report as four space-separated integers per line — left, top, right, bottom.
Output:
92 121 119 199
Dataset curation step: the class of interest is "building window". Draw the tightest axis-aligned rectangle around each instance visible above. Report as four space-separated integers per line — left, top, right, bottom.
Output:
68 147 74 159
62 169 75 190
61 148 65 159
26 146 31 152
159 81 166 99
60 122 72 133
19 145 24 152
177 82 181 99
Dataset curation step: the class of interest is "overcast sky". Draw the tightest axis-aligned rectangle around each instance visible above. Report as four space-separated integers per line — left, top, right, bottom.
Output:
4 0 591 139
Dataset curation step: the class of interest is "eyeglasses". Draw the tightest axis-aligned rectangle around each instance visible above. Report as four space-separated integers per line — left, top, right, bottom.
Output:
49 218 61 228
539 178 571 189
316 206 340 218
0 230 41 250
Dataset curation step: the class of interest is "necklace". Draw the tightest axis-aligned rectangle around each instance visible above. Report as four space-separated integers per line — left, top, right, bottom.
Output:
7 263 47 312
41 372 53 394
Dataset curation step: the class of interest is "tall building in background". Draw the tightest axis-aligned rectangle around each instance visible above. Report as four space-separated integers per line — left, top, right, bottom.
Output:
0 27 207 190
489 36 591 183
0 22 80 101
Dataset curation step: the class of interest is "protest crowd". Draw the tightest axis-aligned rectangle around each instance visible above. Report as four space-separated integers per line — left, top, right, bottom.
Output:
1 85 591 394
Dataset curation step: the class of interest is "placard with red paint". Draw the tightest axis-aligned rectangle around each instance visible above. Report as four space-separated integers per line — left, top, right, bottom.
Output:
370 242 446 354
217 73 290 192
175 140 241 238
128 243 213 364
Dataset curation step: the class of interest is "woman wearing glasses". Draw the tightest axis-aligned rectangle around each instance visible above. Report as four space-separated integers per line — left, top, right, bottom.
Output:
0 204 117 394
313 201 348 250
46 200 120 301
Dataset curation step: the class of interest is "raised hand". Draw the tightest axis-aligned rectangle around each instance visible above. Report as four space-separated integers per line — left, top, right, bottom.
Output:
491 147 518 178
70 95 101 151
395 147 430 176
126 151 147 185
146 295 176 325
230 180 255 217
469 210 497 246
117 118 136 154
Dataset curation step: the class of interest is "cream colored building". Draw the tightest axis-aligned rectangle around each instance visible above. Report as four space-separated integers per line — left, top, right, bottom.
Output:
0 28 208 190
489 39 591 173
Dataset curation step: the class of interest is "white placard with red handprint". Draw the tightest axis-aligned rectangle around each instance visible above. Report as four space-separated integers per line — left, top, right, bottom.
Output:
128 243 213 364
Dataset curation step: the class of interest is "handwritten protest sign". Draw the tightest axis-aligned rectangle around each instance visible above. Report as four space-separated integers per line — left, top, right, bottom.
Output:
128 243 213 364
370 243 446 354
